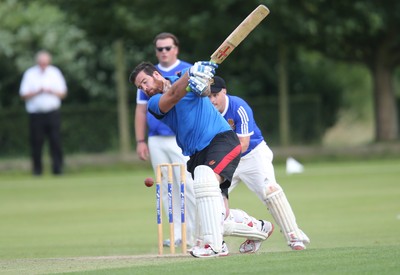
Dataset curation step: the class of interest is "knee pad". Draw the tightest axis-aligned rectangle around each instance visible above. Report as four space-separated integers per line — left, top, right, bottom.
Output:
194 165 220 198
265 182 283 196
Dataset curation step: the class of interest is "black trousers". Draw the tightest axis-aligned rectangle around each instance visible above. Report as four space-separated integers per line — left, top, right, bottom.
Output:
29 110 63 175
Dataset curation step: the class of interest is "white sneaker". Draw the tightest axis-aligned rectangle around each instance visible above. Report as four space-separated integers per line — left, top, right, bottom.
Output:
188 238 203 253
239 221 274 254
190 241 229 258
219 241 229 256
288 229 309 250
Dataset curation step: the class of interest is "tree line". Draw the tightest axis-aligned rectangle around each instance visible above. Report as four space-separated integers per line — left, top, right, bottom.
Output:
0 0 399 149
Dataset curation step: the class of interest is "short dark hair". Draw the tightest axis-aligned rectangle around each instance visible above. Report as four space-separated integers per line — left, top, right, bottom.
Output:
129 61 159 84
153 32 180 47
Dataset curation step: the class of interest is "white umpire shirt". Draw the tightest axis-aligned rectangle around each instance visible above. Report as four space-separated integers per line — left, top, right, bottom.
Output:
19 65 67 114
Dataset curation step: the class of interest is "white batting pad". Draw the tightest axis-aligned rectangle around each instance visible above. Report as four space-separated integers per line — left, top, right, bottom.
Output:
265 189 307 244
193 165 223 252
223 209 268 241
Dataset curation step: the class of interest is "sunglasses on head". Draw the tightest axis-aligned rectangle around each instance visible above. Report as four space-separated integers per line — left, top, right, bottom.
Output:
156 46 174 52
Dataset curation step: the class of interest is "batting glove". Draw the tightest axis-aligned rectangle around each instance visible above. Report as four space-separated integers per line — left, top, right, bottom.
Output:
189 61 218 80
188 76 211 96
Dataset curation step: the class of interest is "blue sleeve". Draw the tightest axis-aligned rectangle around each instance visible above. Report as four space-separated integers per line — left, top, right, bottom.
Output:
179 67 190 77
136 89 149 104
147 94 164 119
230 97 254 136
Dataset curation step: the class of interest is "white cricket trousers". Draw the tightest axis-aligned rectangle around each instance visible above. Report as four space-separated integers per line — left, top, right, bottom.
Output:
229 141 277 201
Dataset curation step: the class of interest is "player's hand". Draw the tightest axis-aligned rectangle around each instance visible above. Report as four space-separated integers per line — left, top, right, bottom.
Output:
189 61 218 80
188 76 211 96
136 141 149 161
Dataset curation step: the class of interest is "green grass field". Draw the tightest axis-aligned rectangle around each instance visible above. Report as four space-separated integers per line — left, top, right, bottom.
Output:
1 158 399 274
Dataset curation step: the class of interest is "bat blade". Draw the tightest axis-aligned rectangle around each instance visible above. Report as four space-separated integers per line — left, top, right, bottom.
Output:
210 5 270 64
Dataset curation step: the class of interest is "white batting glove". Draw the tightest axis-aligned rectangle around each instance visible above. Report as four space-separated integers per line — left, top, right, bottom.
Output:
189 61 218 80
188 76 211 96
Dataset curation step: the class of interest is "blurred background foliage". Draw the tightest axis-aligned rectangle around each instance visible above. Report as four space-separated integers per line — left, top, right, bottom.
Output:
0 0 399 157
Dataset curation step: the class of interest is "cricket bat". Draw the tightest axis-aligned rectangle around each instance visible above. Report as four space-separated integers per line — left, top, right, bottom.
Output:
187 5 270 92
210 4 270 64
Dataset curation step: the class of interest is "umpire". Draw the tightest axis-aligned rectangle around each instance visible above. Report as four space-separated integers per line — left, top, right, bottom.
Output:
19 50 67 176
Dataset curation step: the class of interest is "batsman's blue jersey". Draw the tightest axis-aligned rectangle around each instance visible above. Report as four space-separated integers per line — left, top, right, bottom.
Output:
222 95 264 156
147 76 231 156
136 60 192 136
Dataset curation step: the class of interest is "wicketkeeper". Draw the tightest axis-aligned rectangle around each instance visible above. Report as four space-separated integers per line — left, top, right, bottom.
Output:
209 76 310 251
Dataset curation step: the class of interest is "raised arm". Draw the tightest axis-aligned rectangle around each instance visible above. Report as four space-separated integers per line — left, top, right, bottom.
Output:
158 61 218 113
158 71 190 113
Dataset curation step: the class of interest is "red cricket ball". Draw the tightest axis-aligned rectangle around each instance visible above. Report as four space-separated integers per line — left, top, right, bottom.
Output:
144 177 154 187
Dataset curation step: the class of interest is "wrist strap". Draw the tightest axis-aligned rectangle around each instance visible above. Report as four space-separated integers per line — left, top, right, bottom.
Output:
136 139 146 143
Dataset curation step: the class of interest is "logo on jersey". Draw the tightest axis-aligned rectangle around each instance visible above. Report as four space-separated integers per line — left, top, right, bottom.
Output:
228 119 235 130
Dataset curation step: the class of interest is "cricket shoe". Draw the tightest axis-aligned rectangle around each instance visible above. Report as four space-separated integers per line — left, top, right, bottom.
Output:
239 220 274 254
289 241 306 250
190 241 229 258
187 239 203 253
288 229 310 250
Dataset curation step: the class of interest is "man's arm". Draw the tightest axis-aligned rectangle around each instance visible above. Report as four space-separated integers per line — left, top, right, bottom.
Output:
158 71 190 114
42 88 67 99
20 69 67 101
20 88 66 101
238 136 250 153
157 61 217 113
43 69 67 99
20 89 42 101
135 103 149 160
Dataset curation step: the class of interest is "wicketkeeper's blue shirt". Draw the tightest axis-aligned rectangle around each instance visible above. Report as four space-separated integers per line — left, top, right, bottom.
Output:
222 95 264 156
